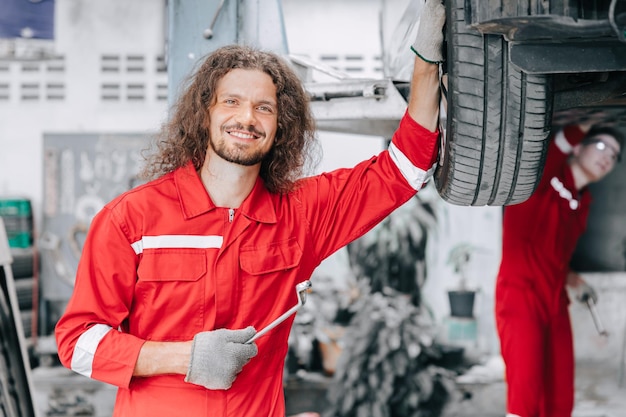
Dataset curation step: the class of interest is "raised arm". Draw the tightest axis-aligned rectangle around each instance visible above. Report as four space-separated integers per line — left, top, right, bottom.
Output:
408 0 445 131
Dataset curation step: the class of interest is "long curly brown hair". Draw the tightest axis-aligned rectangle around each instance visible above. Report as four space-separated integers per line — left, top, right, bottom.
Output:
141 45 319 194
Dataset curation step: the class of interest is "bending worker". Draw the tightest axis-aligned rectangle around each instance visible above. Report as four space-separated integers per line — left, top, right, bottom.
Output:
496 120 623 417
54 1 447 415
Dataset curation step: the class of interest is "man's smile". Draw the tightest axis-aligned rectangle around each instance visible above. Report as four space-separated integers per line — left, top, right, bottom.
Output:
224 125 263 140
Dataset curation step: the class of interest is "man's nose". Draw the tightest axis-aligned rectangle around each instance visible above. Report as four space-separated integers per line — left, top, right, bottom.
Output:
235 104 256 125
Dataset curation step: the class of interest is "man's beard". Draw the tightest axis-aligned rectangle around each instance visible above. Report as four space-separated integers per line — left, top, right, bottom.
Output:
209 136 268 166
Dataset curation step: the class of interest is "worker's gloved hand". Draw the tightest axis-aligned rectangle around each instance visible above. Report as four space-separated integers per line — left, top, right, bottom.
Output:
411 0 446 63
576 282 598 305
185 326 258 390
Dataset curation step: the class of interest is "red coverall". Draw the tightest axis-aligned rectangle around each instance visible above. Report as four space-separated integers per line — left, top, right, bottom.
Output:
496 125 589 417
55 112 438 417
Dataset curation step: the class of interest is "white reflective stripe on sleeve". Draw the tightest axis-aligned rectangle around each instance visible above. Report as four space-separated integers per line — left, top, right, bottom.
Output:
506 414 522 417
131 235 224 254
554 129 573 154
71 324 112 378
423 161 437 183
388 142 429 190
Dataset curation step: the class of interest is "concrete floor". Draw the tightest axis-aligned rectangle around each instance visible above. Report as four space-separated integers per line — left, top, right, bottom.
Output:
440 360 626 417
29 358 626 417
571 361 626 417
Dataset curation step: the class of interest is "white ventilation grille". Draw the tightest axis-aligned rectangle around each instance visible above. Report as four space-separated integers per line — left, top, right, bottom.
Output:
0 55 66 102
99 54 167 103
126 83 145 101
46 57 65 73
101 83 120 101
21 62 40 73
20 83 39 101
126 55 145 73
101 55 120 72
46 82 64 100
156 83 168 101
0 83 8 101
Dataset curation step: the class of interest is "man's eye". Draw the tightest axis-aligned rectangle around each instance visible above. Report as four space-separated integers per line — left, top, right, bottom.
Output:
258 105 274 113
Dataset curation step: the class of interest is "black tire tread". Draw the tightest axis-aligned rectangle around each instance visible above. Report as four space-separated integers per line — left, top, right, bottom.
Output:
435 0 553 206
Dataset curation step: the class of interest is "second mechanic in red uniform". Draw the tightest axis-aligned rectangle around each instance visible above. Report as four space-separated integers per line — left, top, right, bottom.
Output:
496 121 623 417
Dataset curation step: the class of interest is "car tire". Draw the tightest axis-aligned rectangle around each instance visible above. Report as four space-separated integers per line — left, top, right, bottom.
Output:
435 0 554 206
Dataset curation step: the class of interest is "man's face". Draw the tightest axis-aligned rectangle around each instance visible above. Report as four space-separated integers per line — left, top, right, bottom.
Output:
574 133 621 182
207 68 278 166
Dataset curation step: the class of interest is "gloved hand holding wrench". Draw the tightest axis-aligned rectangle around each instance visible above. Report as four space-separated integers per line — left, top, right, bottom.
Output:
567 271 607 337
185 280 312 390
580 289 609 338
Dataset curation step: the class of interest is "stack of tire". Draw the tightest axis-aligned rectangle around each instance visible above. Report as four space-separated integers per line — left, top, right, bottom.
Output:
12 247 35 340
0 197 37 416
0 197 36 341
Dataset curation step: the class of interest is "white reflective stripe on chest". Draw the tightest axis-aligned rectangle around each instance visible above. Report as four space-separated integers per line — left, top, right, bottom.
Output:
71 323 112 378
550 177 579 210
131 235 224 254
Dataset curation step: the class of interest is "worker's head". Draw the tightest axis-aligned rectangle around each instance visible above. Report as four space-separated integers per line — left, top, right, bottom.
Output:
583 125 624 160
571 125 623 184
146 45 318 193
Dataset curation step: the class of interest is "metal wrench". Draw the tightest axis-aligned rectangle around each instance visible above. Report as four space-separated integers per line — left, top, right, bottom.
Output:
586 298 609 338
245 280 312 344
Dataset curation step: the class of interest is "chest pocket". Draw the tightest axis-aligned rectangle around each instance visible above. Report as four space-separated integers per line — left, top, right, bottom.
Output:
134 249 207 339
240 237 302 275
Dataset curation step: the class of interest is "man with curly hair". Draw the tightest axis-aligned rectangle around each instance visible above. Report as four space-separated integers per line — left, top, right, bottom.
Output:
54 2 446 415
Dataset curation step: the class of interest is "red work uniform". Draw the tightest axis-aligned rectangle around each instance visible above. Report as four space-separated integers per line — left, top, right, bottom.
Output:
55 111 438 417
496 125 589 417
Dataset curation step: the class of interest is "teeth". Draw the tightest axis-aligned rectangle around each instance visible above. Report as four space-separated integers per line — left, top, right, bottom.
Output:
229 131 256 139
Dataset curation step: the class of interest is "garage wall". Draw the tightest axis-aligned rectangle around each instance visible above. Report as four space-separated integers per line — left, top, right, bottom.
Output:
0 0 169 227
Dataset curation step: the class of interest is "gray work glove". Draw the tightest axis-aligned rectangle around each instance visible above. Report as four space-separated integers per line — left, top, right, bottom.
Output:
185 326 258 390
576 282 598 305
411 0 446 63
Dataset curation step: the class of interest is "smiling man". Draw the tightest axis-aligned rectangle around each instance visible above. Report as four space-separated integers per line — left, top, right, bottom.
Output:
496 121 624 417
207 68 279 170
53 1 448 415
